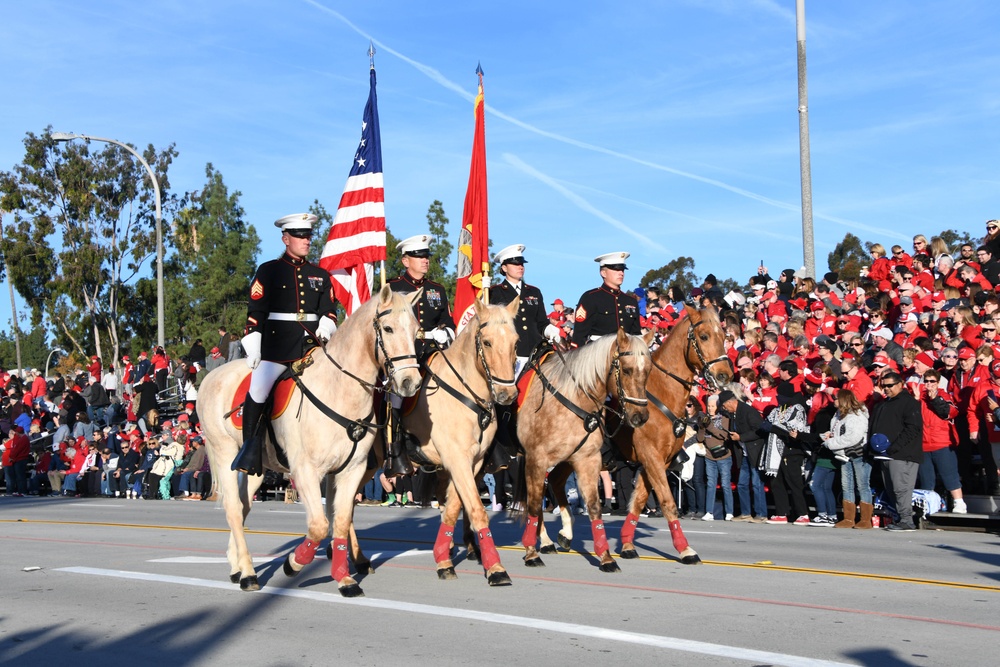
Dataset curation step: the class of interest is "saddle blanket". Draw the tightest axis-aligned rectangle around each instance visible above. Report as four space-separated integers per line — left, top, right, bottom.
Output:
229 372 297 428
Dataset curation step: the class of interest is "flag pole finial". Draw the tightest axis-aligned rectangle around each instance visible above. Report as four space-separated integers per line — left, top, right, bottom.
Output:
368 41 376 69
476 61 483 79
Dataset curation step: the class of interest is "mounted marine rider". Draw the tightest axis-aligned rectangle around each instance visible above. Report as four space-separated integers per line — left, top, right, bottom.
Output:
232 213 339 477
572 251 642 510
572 251 641 344
385 234 456 475
487 244 561 472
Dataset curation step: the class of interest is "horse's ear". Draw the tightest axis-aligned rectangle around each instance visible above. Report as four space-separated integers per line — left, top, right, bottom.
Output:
406 287 424 308
473 295 487 320
684 302 699 317
642 329 656 348
616 327 629 349
504 294 520 318
378 284 394 307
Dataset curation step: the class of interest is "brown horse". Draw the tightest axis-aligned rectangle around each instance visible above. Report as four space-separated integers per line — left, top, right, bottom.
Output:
401 297 520 585
614 304 731 563
200 285 422 596
516 328 652 572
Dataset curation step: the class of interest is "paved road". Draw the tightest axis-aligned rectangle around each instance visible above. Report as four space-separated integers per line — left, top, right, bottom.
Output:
1 496 998 666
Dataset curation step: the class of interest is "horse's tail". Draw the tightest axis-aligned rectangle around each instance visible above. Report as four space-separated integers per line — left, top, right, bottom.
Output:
507 454 528 524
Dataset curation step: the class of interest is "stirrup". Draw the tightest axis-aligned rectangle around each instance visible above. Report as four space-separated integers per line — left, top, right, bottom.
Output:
484 440 514 474
387 439 413 477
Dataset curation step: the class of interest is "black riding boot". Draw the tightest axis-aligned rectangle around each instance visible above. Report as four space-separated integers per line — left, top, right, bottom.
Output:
232 397 267 476
485 406 517 474
386 407 414 477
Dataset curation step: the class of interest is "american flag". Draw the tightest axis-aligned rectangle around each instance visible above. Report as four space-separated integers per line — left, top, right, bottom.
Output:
319 67 387 315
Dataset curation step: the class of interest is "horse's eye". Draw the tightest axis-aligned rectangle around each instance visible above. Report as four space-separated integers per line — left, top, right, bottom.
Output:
623 368 633 376
483 340 492 348
383 326 393 334
700 334 709 341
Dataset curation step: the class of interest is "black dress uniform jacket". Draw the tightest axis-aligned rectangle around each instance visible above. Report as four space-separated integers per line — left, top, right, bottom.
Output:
246 252 338 363
572 285 641 346
490 279 547 358
389 273 455 361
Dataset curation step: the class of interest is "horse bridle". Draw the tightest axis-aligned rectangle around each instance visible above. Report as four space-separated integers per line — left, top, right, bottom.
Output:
652 317 731 390
648 314 732 437
424 321 515 440
322 306 420 394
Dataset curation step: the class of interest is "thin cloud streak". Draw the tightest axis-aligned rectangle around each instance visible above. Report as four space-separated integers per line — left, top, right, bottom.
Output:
306 0 907 243
502 154 667 253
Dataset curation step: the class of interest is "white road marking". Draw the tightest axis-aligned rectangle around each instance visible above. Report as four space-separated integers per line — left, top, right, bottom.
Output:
57 566 852 667
147 549 432 564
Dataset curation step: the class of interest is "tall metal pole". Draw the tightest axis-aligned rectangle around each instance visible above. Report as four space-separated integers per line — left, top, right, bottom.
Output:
51 133 165 348
0 212 25 377
796 0 816 279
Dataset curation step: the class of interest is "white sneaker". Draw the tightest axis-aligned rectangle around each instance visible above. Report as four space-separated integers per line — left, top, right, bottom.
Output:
724 513 734 521
702 512 715 521
952 499 968 514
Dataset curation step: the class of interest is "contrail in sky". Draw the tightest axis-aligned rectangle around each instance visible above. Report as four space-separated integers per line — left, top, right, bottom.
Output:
503 154 668 253
303 0 907 242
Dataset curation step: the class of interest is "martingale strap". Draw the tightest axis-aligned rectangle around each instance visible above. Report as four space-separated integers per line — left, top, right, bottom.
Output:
533 365 601 435
424 367 494 438
646 390 688 438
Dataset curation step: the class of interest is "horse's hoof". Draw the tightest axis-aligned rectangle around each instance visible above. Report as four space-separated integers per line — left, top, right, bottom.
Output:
598 560 621 573
620 547 639 560
325 544 333 560
466 547 481 563
487 571 512 586
437 566 457 580
283 555 300 577
339 583 364 598
681 554 703 565
355 561 373 576
557 534 572 550
539 544 557 554
523 556 545 568
229 573 241 584
239 575 260 591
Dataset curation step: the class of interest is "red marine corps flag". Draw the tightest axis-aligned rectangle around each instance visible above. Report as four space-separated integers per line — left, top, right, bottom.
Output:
454 63 490 332
319 48 387 315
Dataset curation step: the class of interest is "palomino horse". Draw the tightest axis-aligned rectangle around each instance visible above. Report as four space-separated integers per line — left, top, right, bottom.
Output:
200 285 422 596
516 328 652 572
402 297 520 585
612 304 731 563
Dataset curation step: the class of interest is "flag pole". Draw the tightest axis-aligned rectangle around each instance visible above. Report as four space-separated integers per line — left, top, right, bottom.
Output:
477 64 489 304
369 40 386 292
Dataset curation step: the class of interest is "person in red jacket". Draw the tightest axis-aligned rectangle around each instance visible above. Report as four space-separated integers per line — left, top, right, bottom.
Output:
841 356 875 408
867 243 892 282
87 355 102 383
965 358 1000 495
1 426 31 496
917 369 966 513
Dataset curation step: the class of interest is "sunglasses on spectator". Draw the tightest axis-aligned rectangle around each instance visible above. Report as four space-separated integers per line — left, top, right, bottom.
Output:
851 342 864 347
880 382 898 389
893 251 904 256
984 328 997 332
988 226 999 232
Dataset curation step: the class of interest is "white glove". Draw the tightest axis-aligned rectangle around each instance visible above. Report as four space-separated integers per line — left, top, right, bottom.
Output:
242 331 262 370
317 316 337 342
428 328 453 345
544 324 561 342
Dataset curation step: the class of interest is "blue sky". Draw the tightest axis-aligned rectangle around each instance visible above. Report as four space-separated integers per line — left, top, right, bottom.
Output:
2 0 999 333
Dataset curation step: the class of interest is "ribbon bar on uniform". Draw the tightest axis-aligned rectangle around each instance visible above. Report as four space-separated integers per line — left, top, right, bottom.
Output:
268 313 319 322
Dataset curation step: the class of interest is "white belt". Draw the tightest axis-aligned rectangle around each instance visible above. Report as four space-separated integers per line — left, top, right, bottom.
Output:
268 313 319 322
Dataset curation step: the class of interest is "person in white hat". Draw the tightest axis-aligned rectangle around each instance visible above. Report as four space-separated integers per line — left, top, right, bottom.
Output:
572 252 641 346
489 244 561 375
385 234 456 476
388 234 455 360
232 213 339 476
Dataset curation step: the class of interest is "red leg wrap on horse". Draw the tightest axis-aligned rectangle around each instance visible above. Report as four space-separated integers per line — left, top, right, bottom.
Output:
331 537 350 582
294 538 319 566
668 519 689 553
434 523 455 564
477 528 501 571
591 519 609 556
620 513 640 546
522 515 540 548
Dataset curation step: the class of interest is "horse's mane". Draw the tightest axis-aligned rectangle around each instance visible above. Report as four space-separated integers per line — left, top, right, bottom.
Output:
542 334 617 396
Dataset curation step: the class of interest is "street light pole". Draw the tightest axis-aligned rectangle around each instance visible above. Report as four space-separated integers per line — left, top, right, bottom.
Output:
50 132 165 349
44 348 66 380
